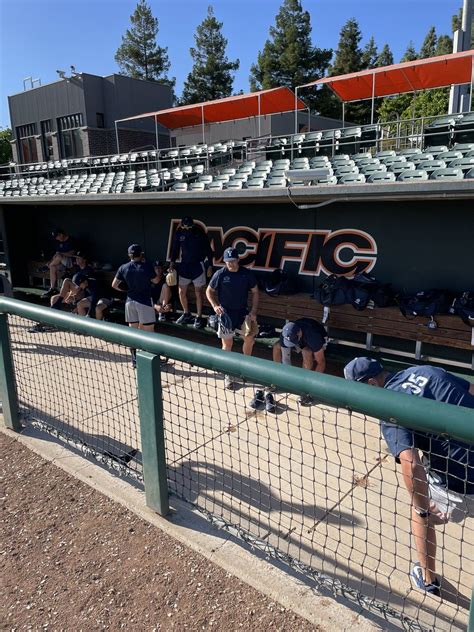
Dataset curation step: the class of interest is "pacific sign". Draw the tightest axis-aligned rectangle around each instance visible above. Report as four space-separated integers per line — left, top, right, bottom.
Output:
167 219 378 277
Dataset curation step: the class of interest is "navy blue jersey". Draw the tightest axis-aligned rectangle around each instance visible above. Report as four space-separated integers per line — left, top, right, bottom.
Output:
116 261 156 306
280 318 327 352
209 266 257 311
170 226 213 264
82 278 99 316
381 366 474 495
56 237 75 254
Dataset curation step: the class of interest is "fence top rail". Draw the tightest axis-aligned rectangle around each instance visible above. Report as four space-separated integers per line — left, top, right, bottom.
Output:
1 296 472 444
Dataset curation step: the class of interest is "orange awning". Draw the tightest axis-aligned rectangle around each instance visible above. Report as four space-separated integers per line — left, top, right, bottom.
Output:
117 87 306 129
301 50 474 102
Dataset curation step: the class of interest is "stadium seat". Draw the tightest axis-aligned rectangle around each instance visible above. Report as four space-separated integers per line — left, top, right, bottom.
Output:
265 177 287 188
389 162 416 175
338 173 366 184
198 174 213 184
313 175 338 185
367 172 396 183
309 156 330 168
245 179 265 189
417 159 447 174
452 143 474 155
207 181 224 191
429 168 464 181
339 126 362 155
411 153 434 165
172 182 188 192
465 167 474 179
437 150 463 161
397 169 429 182
231 173 250 183
335 165 359 176
448 157 474 172
360 163 387 176
423 116 457 148
225 180 243 190
189 182 205 192
375 150 396 159
452 112 474 144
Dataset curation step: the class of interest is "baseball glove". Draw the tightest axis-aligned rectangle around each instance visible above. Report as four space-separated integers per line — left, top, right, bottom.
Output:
166 269 178 286
241 317 259 337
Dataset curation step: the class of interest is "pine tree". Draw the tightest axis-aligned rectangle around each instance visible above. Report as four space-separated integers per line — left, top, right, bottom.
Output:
324 18 365 122
115 0 175 88
249 0 332 113
401 42 418 62
375 44 393 67
419 26 437 58
361 37 377 69
436 34 453 56
181 6 239 105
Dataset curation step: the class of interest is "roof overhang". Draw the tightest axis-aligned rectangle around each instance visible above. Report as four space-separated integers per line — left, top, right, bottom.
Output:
116 86 306 129
300 50 474 102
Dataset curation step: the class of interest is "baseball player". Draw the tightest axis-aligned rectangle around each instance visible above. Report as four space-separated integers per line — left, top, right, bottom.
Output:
344 357 474 596
112 244 161 367
206 247 259 389
273 318 328 406
169 216 214 328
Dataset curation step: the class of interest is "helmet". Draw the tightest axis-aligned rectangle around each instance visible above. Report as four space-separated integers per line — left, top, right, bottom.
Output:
166 269 178 286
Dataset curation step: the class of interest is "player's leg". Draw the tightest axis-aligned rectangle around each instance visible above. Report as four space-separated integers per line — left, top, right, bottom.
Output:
76 297 91 316
272 342 282 363
192 265 206 327
176 276 193 324
301 348 315 370
95 298 112 320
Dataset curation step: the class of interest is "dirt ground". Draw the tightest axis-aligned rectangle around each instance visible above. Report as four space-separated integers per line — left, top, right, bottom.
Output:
1 433 321 631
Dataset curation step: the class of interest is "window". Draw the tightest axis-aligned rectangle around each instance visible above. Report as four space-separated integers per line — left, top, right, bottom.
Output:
57 113 84 158
41 120 54 160
16 123 38 163
96 113 105 128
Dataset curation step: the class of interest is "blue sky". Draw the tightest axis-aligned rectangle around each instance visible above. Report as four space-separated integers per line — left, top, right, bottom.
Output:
0 0 463 128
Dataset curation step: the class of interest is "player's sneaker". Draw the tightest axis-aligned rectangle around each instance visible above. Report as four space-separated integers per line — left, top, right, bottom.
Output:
410 563 440 596
194 316 205 329
158 312 167 322
265 392 277 413
41 288 56 299
176 312 193 325
298 394 314 406
248 390 265 410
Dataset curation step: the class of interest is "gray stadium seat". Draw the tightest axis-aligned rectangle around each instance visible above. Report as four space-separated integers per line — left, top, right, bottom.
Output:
464 168 474 179
429 168 464 181
360 163 387 175
452 143 474 155
313 175 338 185
389 162 416 175
375 150 396 159
367 172 396 183
189 182 205 192
437 150 463 161
335 165 359 176
225 181 243 190
338 173 366 184
397 169 429 182
207 181 224 191
447 157 474 172
417 159 446 174
245 179 265 189
452 112 474 144
265 177 287 188
399 148 422 157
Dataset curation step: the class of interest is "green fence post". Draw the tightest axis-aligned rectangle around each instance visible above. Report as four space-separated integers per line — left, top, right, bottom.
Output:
136 350 169 516
0 313 20 432
468 585 474 632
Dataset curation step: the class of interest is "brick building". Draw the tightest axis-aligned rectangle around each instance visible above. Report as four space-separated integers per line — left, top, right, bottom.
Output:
8 72 173 164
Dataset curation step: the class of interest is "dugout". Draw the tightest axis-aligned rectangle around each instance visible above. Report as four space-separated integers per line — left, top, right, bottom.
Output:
0 180 472 369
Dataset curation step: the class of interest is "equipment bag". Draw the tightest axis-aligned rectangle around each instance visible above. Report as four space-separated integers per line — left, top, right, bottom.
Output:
264 269 293 296
351 273 393 311
398 289 451 319
449 291 474 327
313 275 353 306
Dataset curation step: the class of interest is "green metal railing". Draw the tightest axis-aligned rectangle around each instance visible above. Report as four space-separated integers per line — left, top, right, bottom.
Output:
1 297 473 631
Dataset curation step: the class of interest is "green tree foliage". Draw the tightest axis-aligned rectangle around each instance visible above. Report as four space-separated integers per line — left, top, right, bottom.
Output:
249 0 332 113
419 26 437 58
0 128 13 165
361 36 377 69
115 0 175 89
436 34 453 56
452 8 474 46
181 6 239 105
401 42 418 62
375 44 393 68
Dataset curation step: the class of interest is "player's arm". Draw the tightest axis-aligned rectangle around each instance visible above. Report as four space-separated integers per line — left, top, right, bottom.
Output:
469 383 474 396
248 285 259 320
313 348 326 373
112 275 126 292
206 285 224 316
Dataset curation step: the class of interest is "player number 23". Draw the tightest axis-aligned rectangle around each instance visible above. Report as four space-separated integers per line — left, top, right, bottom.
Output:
400 374 429 395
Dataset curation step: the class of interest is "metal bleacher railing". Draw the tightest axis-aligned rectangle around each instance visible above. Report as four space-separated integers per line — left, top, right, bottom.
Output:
1 297 473 631
1 112 473 197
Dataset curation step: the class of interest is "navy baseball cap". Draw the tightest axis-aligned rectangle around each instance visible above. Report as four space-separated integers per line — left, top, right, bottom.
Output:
344 357 384 382
128 244 142 256
223 247 239 262
154 260 165 267
52 228 65 238
72 272 88 287
281 322 301 348
181 216 194 227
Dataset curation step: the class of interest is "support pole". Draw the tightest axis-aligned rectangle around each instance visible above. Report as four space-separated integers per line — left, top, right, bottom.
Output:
258 93 261 137
115 121 120 155
136 351 169 516
342 102 345 128
201 106 205 145
154 116 159 151
294 87 298 135
0 313 20 432
370 73 376 124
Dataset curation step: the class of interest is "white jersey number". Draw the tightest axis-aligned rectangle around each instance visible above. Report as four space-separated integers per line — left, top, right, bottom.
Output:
400 373 428 395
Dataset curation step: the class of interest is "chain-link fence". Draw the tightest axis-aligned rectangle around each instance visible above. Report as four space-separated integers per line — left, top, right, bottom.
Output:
2 301 473 632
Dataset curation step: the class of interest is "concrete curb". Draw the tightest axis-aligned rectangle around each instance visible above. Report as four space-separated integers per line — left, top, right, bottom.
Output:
2 424 383 631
